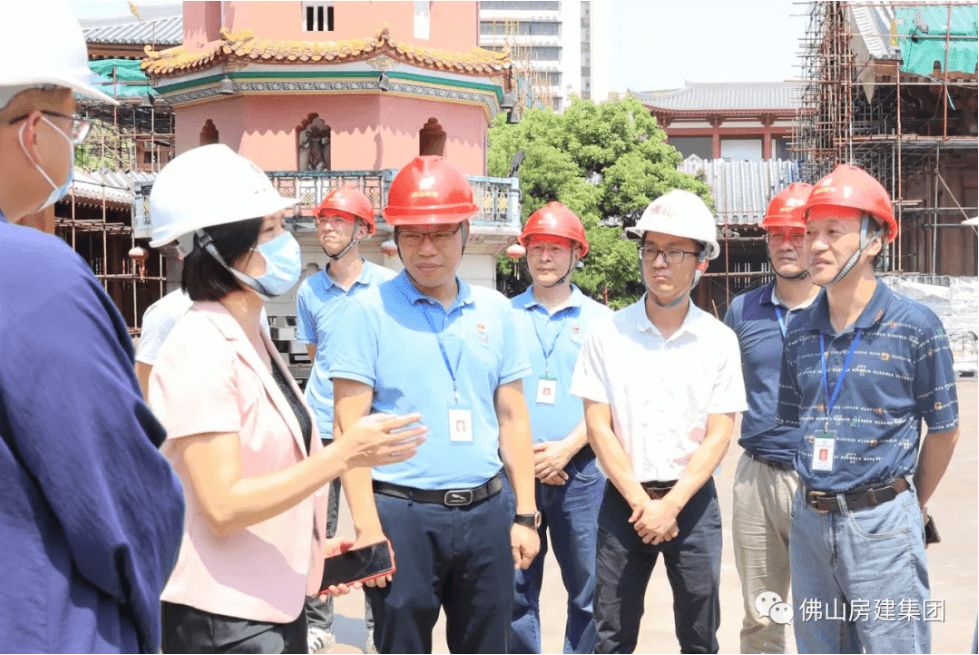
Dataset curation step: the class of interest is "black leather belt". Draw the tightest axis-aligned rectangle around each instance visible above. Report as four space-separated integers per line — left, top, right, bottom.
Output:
641 479 678 499
373 472 503 507
746 450 794 472
804 477 910 513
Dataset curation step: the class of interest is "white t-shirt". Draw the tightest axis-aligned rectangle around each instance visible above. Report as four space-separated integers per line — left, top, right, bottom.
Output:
570 296 747 482
135 289 270 365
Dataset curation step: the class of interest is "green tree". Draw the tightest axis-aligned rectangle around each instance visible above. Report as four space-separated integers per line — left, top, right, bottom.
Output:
489 94 711 308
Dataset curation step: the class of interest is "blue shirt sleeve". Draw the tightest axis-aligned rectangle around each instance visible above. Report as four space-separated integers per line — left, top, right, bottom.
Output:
912 309 959 432
776 331 803 428
0 245 184 653
295 280 317 345
328 297 378 388
497 300 532 385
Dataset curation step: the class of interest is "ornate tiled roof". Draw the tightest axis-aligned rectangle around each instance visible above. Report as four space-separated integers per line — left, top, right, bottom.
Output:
633 81 804 115
84 14 183 46
143 25 511 78
677 156 802 226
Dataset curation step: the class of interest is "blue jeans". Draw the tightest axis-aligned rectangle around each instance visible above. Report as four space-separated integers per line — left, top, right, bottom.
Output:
510 453 605 654
594 479 723 654
790 484 931 654
367 481 514 654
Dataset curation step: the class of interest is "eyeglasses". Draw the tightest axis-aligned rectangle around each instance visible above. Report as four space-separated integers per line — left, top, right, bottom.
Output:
398 224 463 247
639 247 700 264
527 242 572 257
315 214 354 228
768 231 806 245
8 110 91 145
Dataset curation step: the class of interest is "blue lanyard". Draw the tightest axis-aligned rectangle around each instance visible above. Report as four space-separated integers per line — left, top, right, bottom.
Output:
531 308 570 377
773 305 787 339
819 329 863 429
424 309 463 404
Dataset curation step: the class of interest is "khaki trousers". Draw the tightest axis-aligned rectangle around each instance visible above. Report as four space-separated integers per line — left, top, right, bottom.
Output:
732 452 800 654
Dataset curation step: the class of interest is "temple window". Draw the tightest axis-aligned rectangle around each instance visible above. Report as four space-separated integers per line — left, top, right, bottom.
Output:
302 1 334 32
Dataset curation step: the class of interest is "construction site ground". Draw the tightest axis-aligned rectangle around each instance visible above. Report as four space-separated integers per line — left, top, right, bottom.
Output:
326 378 978 654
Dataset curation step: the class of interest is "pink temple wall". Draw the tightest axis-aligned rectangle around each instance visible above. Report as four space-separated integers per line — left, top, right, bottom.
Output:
182 1 477 51
174 94 487 175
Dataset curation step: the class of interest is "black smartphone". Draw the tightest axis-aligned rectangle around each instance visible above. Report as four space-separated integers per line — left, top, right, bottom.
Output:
320 540 395 591
924 513 941 545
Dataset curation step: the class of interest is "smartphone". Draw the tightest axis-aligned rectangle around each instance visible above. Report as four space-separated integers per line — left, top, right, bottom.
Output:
924 513 941 545
321 540 396 591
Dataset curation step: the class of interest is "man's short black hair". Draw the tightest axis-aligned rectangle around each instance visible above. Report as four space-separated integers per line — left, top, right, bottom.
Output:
181 217 263 301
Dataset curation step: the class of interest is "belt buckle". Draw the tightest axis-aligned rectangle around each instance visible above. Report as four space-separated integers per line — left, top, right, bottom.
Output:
444 489 474 506
807 490 829 509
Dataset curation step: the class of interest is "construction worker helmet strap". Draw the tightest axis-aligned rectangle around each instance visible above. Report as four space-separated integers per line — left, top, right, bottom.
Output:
325 231 362 261
626 189 720 260
805 164 897 242
824 216 883 287
195 230 271 297
519 202 590 256
0 4 118 106
315 187 376 233
761 183 812 231
383 156 478 226
149 145 299 251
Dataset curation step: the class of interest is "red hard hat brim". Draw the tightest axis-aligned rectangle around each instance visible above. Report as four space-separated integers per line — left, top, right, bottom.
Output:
382 204 477 226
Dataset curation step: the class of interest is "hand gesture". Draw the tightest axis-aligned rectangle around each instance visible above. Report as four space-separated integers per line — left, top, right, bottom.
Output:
341 413 427 469
510 523 540 570
533 440 573 481
629 498 680 545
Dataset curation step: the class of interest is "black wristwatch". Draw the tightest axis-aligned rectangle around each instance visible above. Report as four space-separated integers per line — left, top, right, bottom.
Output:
514 512 541 529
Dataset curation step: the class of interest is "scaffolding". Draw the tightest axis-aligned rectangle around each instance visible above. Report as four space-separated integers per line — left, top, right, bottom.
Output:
482 17 558 112
794 0 978 276
56 66 175 337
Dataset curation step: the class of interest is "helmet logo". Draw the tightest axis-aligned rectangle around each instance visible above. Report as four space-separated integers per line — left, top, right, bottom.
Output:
842 185 853 199
539 213 557 227
419 176 436 190
821 177 833 187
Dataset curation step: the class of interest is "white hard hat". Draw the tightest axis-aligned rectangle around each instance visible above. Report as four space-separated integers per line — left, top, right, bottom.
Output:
149 145 299 249
0 3 118 106
625 189 720 260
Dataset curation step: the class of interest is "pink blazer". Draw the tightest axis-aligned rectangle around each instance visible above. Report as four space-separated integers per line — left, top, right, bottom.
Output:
148 301 327 623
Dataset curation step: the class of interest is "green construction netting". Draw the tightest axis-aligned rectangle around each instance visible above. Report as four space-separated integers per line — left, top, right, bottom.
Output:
87 58 157 98
895 5 978 77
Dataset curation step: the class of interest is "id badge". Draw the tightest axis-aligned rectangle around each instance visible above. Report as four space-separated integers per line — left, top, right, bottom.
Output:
536 377 558 405
811 432 835 472
448 403 473 443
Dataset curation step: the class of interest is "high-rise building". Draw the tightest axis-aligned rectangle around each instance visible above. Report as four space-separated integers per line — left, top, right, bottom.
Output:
479 1 610 112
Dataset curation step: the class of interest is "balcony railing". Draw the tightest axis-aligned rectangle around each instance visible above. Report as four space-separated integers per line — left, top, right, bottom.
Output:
267 170 521 230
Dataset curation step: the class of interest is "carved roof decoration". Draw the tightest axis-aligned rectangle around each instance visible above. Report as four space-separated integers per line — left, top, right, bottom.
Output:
143 25 511 78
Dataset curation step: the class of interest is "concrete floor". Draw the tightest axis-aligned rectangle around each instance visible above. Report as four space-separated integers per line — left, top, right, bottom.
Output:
329 379 978 654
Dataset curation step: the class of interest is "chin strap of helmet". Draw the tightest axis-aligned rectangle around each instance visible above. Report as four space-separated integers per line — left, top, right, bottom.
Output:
824 216 882 287
325 219 364 261
195 229 270 296
538 249 580 289
774 268 810 281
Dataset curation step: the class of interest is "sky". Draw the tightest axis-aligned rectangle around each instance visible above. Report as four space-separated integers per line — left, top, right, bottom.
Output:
69 1 809 92
610 1 809 92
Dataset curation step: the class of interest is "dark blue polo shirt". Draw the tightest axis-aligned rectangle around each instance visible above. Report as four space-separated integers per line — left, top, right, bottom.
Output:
724 281 810 464
777 281 959 492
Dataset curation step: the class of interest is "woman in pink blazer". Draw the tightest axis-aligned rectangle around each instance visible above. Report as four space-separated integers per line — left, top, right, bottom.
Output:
146 146 426 653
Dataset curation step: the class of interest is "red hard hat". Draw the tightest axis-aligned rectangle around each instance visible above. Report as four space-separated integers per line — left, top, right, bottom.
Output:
804 164 897 242
760 183 812 231
518 202 589 257
383 156 478 226
314 187 376 234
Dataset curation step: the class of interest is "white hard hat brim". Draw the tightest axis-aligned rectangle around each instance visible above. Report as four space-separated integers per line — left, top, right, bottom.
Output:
2 75 120 107
148 195 300 248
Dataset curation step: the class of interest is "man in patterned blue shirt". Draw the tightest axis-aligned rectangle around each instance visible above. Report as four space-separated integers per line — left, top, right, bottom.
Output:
777 165 960 654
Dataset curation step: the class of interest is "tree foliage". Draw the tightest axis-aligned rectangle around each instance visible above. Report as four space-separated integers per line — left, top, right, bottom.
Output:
489 94 712 308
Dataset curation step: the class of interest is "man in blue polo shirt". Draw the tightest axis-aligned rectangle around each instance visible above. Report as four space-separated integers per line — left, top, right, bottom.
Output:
330 156 540 654
509 202 611 654
296 186 393 654
723 183 818 654
777 165 960 654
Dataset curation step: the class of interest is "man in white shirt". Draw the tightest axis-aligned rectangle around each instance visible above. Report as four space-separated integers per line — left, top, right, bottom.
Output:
571 190 747 653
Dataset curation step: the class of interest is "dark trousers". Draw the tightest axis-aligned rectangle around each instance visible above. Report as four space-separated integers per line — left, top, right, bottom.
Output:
594 479 722 654
161 602 307 654
367 481 515 654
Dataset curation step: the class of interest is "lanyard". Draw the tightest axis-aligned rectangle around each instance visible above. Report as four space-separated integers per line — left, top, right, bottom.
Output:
424 309 463 404
531 307 571 377
819 329 863 430
773 305 787 339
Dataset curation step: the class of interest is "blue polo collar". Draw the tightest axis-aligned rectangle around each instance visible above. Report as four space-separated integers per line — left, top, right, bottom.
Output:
758 280 777 307
394 269 474 313
518 284 585 312
0 207 7 224
323 259 374 291
810 279 892 335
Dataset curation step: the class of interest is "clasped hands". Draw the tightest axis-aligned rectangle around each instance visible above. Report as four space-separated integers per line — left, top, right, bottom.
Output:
629 496 681 545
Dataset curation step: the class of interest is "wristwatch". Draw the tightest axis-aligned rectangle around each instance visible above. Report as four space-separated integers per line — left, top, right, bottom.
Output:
514 512 541 529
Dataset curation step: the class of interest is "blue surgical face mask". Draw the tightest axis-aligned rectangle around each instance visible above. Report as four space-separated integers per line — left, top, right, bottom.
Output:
251 231 302 297
20 117 74 211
